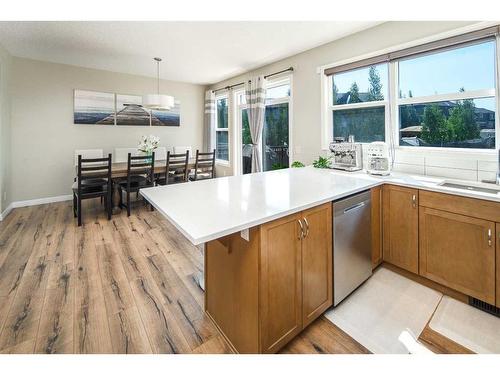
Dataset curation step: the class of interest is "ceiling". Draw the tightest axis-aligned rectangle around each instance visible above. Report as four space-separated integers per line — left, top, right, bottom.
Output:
0 21 381 85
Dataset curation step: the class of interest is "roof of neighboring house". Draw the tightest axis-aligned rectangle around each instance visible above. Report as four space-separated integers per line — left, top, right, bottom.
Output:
400 125 422 133
335 92 371 105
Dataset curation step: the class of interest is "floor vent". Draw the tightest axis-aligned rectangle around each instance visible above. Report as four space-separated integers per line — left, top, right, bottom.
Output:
469 297 500 317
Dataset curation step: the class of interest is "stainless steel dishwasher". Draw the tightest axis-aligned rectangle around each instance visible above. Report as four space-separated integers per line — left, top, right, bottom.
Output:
333 190 372 306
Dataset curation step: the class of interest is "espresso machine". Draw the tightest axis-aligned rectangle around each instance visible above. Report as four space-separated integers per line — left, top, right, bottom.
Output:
329 135 363 172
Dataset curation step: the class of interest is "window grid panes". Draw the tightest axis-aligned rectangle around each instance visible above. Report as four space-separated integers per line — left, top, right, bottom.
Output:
215 97 229 161
331 63 388 143
397 40 496 149
333 63 388 105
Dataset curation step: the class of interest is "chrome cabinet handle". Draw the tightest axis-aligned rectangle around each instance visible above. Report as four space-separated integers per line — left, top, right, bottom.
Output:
298 219 305 239
303 217 310 238
488 228 492 247
412 194 417 208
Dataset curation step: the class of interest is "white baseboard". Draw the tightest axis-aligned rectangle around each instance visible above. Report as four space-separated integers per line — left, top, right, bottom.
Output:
0 194 72 221
0 203 13 221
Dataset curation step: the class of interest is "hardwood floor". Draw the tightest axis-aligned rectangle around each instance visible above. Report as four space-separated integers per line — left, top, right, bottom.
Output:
0 200 367 354
0 200 468 354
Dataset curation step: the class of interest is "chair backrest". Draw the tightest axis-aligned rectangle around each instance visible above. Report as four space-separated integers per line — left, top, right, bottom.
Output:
115 147 138 163
126 152 155 188
77 154 112 194
173 146 192 155
74 149 103 166
193 149 216 181
154 146 167 161
165 151 189 184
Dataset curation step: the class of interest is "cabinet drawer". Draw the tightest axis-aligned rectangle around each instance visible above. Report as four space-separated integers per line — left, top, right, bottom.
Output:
419 190 500 222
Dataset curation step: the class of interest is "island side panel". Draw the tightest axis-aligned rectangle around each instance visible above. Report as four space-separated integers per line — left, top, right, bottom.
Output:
205 228 260 353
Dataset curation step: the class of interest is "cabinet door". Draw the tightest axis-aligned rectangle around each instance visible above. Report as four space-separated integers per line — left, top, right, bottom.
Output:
260 213 303 353
371 186 383 268
301 203 333 328
383 185 419 273
496 224 500 308
419 207 496 304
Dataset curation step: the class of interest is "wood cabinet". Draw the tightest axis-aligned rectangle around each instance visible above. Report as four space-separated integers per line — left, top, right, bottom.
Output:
206 202 333 353
371 186 383 268
496 224 500 308
419 207 496 305
382 185 419 273
301 204 333 328
260 213 303 353
205 228 260 353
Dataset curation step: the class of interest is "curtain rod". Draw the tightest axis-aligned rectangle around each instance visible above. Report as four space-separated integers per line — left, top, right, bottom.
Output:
212 66 294 93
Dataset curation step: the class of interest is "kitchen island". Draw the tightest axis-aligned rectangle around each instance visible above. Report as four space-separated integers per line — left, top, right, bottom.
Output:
141 166 500 353
141 167 379 353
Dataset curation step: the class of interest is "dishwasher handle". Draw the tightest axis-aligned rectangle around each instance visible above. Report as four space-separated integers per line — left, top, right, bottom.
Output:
343 201 366 214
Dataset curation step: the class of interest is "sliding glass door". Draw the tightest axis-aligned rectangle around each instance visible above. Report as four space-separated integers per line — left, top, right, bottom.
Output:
238 77 291 174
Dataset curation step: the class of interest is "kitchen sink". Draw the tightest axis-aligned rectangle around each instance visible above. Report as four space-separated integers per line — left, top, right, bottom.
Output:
439 181 500 195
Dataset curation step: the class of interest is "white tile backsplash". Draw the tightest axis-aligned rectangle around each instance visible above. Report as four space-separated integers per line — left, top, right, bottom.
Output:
478 170 497 182
394 151 425 165
424 156 477 170
389 149 497 183
425 166 477 181
392 163 425 175
478 160 498 172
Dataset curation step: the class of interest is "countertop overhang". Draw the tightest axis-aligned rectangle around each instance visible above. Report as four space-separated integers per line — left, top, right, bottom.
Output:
140 167 500 245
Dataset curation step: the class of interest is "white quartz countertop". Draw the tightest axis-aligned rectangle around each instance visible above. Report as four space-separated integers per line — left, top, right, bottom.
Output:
140 167 380 245
140 166 500 245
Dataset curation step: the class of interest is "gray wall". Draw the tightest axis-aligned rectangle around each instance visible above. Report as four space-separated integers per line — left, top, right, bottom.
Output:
10 57 206 202
0 44 12 213
209 21 478 176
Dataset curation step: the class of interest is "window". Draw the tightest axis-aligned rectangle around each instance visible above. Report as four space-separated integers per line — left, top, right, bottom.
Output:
237 77 291 174
323 32 499 152
330 63 388 143
215 96 229 162
398 40 496 149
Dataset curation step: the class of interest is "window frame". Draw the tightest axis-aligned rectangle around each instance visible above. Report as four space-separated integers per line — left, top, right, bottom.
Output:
393 39 498 152
320 24 500 156
327 63 391 145
233 75 293 175
215 94 230 165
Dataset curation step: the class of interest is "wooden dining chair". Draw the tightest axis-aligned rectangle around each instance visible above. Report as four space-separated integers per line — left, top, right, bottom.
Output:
157 150 189 185
189 149 216 181
118 152 155 216
73 154 112 226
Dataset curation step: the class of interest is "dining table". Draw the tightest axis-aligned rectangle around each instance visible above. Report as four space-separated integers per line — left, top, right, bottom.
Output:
78 158 197 214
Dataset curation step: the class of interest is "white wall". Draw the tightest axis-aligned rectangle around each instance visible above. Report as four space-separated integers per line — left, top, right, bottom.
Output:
10 57 205 202
209 21 492 178
0 43 12 214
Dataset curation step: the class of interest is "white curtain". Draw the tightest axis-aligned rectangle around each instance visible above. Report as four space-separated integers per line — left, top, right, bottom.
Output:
203 90 216 152
245 76 267 173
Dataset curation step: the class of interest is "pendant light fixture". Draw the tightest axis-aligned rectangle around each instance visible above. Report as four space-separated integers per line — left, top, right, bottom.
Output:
143 57 175 110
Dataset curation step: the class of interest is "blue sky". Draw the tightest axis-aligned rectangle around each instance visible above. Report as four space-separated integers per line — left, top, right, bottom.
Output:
334 40 496 111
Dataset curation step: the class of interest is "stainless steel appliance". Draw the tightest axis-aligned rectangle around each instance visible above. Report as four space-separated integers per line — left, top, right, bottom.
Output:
329 139 363 172
333 190 372 306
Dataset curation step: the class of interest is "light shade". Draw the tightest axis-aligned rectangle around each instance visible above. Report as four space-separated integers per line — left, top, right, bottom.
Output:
143 94 175 110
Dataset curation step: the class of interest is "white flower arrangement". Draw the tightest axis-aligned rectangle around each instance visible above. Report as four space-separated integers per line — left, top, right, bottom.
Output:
138 135 160 154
